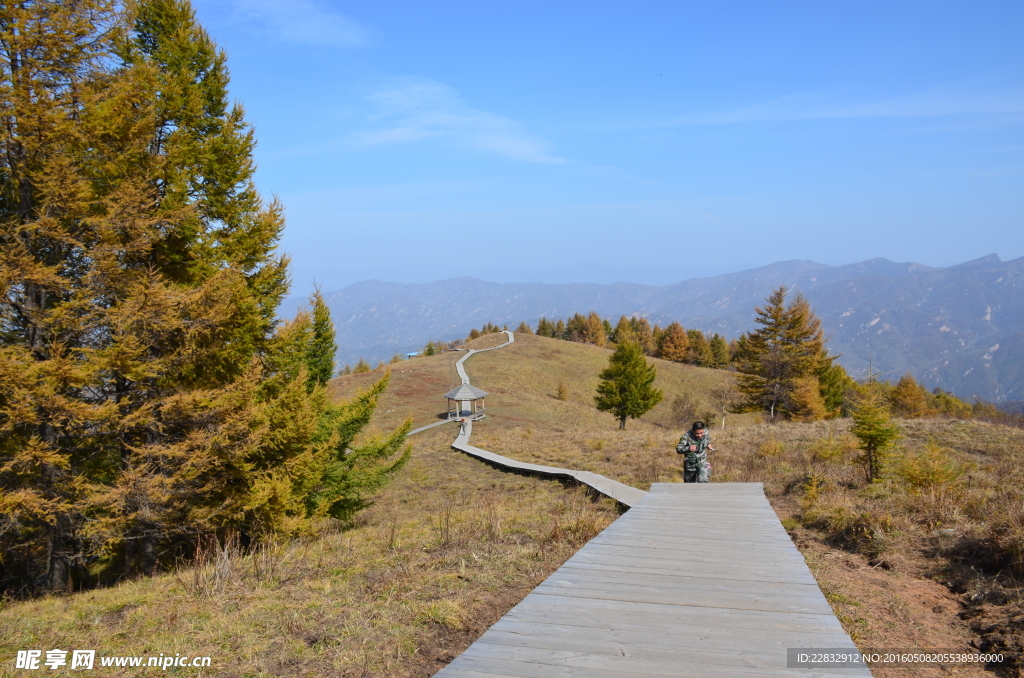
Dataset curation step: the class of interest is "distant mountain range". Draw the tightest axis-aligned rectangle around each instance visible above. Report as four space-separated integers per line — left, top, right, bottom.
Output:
279 254 1024 402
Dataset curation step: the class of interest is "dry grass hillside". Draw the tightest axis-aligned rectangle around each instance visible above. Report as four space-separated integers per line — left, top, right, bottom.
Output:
334 332 758 490
3 331 1023 677
337 332 1024 677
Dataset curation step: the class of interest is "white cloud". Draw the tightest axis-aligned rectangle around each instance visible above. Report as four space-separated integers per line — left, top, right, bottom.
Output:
354 79 567 164
230 0 374 49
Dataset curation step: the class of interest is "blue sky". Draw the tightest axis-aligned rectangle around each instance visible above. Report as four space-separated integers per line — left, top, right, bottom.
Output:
191 0 1024 294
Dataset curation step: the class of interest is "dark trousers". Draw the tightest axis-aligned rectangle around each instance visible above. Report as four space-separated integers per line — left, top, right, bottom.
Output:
683 469 699 483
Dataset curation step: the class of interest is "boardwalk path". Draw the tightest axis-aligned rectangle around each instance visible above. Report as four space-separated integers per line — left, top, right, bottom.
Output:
429 332 870 676
448 331 646 508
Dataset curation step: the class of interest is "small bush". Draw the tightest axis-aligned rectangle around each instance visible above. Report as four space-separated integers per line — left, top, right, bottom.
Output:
804 501 893 557
992 511 1024 579
799 474 829 511
758 438 785 457
416 600 465 630
810 429 858 461
893 443 968 492
556 380 568 400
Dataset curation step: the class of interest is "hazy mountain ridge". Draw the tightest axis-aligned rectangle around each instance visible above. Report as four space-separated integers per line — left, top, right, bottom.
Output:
279 254 1024 401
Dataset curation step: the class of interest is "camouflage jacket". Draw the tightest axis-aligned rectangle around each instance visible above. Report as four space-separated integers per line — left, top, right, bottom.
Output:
676 430 711 471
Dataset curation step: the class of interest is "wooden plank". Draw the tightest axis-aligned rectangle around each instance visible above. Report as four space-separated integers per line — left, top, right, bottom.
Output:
481 624 861 662
407 419 457 436
454 645 869 678
530 583 833 616
436 483 871 677
550 562 823 587
502 593 848 632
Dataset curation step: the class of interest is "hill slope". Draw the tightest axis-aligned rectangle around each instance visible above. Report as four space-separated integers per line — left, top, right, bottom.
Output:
341 332 1020 673
4 334 1019 676
290 254 1024 401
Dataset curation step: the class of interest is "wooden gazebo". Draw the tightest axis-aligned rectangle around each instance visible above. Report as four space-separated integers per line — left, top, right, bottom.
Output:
443 384 489 419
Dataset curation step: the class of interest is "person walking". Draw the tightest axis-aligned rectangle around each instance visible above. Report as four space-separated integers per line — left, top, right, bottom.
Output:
677 421 714 483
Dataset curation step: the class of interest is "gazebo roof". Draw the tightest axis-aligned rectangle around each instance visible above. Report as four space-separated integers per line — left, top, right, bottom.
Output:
443 384 489 400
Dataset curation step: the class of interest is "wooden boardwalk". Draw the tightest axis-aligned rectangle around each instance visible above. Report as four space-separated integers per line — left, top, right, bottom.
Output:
448 331 648 508
453 419 648 507
436 483 871 677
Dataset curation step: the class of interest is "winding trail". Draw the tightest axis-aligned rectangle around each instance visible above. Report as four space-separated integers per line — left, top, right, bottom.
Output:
447 331 648 508
422 331 870 676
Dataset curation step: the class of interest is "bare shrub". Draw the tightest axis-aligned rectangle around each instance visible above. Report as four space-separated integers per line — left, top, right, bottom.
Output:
803 497 893 558
174 537 241 597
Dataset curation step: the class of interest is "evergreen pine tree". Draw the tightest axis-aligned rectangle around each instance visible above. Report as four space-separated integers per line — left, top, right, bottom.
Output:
730 334 749 366
850 388 900 482
2 0 411 592
890 374 930 418
586 311 606 346
0 0 133 589
306 287 336 387
657 322 690 362
535 317 554 337
354 358 371 373
735 288 830 421
651 324 665 351
566 313 587 341
709 334 730 368
594 342 664 429
515 321 533 334
789 378 829 421
631 317 656 354
554 319 567 339
612 316 635 344
686 329 713 366
817 354 854 415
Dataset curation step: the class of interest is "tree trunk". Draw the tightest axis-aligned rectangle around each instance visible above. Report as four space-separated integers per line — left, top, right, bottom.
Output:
126 532 159 576
46 519 73 592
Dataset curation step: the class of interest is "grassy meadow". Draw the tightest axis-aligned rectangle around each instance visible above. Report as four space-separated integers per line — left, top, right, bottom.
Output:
3 331 1023 677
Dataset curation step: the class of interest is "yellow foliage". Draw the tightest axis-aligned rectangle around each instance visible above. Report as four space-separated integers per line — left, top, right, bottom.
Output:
810 429 858 461
893 443 968 492
757 438 785 457
416 600 466 630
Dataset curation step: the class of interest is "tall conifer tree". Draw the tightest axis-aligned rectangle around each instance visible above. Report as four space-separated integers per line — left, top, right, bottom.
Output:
0 0 133 590
0 0 409 591
686 329 713 366
612 316 635 344
735 287 831 421
709 334 730 368
306 287 335 386
657 322 689 362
